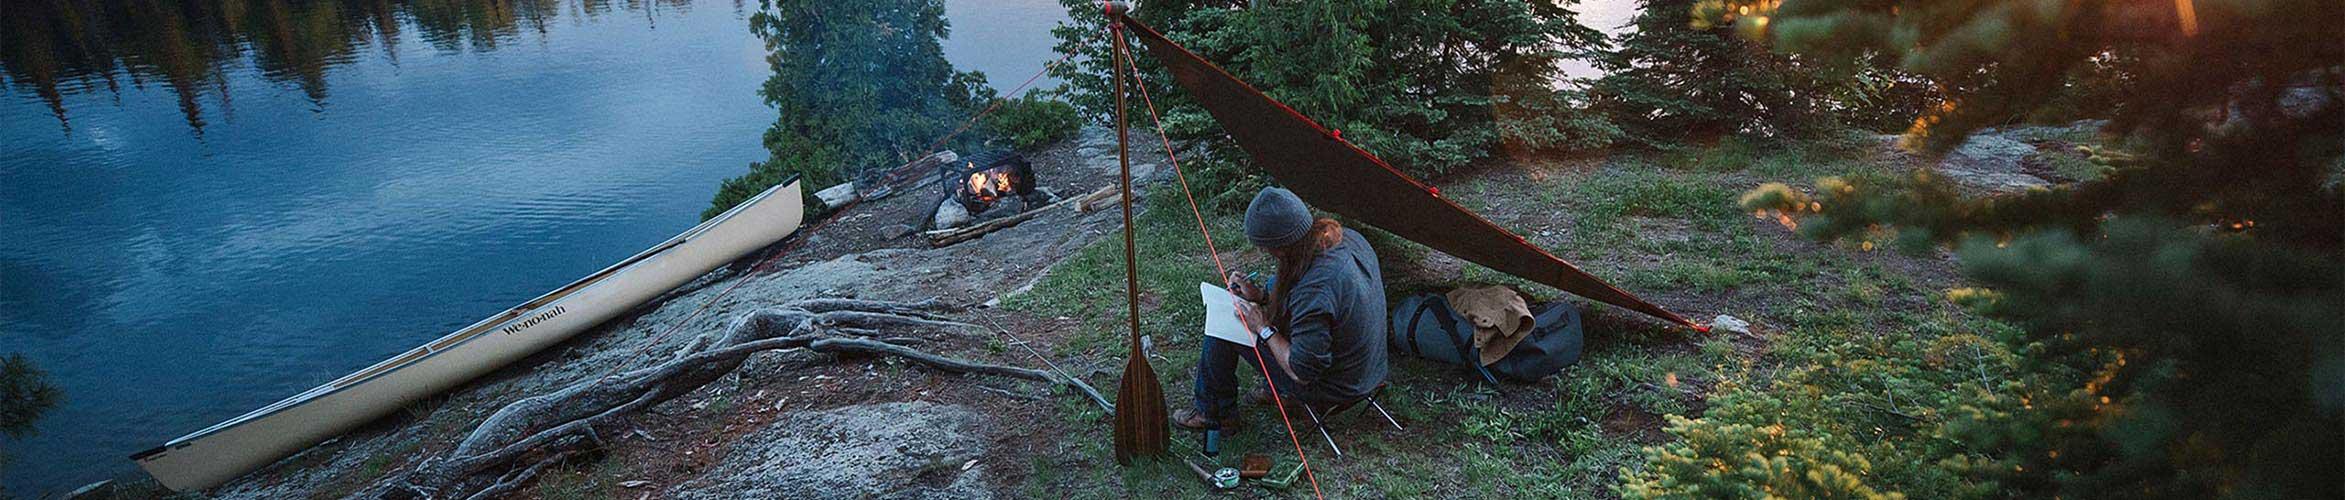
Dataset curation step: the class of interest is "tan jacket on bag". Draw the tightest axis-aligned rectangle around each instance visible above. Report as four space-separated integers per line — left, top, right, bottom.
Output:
1446 286 1533 366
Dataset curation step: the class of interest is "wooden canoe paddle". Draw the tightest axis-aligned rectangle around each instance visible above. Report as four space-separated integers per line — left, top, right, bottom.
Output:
1107 2 1169 465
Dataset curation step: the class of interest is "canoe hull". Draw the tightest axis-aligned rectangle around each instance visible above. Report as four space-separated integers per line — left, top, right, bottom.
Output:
132 179 805 492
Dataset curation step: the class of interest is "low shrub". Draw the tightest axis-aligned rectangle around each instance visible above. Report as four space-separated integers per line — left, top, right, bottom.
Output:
981 93 1081 152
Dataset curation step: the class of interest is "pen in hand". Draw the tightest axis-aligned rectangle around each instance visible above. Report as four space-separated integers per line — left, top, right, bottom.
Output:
1224 270 1263 303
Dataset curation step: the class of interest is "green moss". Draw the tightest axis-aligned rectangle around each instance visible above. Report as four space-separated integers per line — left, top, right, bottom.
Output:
2036 150 2104 182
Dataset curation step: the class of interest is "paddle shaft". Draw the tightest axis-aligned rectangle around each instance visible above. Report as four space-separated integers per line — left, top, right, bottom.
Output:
1114 8 1143 395
1108 13 1169 465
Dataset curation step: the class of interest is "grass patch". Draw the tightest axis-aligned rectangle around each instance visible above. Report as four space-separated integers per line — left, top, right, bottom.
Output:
1004 186 1240 358
1003 129 2001 497
1656 133 1885 180
1660 135 1769 173
2001 123 2101 144
311 438 422 499
2038 149 2104 181
1005 186 1289 496
1620 260 1770 293
534 455 624 500
1586 347 1709 418
1562 167 1740 241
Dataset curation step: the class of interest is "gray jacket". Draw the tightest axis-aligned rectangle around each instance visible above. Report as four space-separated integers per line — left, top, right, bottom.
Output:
1280 228 1389 404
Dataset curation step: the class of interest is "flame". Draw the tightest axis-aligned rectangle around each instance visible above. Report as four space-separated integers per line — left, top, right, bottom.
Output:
964 167 1018 203
2174 0 2200 36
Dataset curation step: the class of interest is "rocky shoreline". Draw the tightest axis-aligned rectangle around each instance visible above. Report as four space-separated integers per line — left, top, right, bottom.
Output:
75 127 1162 499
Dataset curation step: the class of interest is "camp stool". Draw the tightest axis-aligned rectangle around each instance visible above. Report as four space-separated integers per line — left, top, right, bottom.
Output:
1297 383 1404 457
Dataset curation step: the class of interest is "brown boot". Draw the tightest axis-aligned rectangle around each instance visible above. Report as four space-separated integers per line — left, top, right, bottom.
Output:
1172 408 1241 431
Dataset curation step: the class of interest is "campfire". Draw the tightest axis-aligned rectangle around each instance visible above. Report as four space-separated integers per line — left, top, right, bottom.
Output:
954 157 1037 213
934 152 1054 230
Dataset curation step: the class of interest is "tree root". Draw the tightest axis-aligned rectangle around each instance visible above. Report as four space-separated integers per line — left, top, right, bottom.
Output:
349 297 1090 499
460 446 580 500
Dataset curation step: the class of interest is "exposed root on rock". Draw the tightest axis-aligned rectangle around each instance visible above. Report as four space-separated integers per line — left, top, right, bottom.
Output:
348 298 1087 499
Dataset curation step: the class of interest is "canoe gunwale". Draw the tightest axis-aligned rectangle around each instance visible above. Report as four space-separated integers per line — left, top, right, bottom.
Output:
138 175 802 457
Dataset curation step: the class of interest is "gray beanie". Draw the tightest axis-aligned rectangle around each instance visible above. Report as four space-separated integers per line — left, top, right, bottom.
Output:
1245 187 1313 248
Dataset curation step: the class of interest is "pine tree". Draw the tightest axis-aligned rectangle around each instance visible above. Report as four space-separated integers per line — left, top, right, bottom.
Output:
1 353 62 497
1588 0 1831 142
1048 0 1617 191
1729 0 2344 496
706 0 995 218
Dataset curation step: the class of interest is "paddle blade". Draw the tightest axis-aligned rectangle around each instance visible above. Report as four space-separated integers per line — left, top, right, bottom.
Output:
1112 352 1169 465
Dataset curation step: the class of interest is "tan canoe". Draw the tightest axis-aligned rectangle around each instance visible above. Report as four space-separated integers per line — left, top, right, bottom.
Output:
132 177 807 492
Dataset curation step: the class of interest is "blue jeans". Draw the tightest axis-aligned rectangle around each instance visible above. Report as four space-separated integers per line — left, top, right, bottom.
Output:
1192 337 1305 424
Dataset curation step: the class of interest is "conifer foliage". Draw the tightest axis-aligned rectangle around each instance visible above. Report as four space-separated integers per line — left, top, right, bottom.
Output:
0 354 57 439
1722 0 2344 496
1588 0 1831 141
707 0 994 218
0 353 61 496
1049 0 1618 193
1589 0 1947 143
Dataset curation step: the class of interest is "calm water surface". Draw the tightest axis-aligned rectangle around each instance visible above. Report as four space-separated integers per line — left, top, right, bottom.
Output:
0 0 1065 493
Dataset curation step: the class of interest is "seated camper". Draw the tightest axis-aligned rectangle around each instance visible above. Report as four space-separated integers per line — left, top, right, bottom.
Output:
1175 187 1390 430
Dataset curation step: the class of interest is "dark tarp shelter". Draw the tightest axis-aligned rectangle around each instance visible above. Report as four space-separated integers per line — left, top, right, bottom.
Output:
1115 15 1701 330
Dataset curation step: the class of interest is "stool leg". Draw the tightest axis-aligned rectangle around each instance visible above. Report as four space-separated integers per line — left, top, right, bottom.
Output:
1367 398 1404 431
1302 404 1343 457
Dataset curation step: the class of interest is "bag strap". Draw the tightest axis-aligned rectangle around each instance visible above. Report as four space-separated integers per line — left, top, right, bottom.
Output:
1404 298 1434 358
1403 295 1505 388
1459 337 1503 387
1474 363 1504 387
1435 299 1505 387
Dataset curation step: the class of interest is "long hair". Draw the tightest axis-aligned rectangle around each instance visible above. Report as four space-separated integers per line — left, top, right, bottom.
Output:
1265 218 1344 328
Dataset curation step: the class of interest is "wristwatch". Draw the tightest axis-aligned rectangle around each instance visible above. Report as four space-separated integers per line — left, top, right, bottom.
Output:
1256 325 1275 341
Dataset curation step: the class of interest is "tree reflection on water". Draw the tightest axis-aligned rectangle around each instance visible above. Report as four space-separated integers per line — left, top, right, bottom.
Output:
0 0 702 133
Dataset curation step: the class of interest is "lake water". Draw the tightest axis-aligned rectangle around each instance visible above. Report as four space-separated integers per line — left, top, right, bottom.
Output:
0 0 1067 493
1564 0 1642 80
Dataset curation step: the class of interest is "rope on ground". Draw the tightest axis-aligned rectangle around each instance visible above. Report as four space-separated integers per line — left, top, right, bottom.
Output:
1114 29 1326 500
972 310 1115 413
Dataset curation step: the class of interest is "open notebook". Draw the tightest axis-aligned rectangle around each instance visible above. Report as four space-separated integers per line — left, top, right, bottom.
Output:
1200 282 1256 347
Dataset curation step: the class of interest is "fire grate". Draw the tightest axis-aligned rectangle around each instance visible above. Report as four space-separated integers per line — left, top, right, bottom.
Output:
929 151 1055 231
945 151 1040 214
